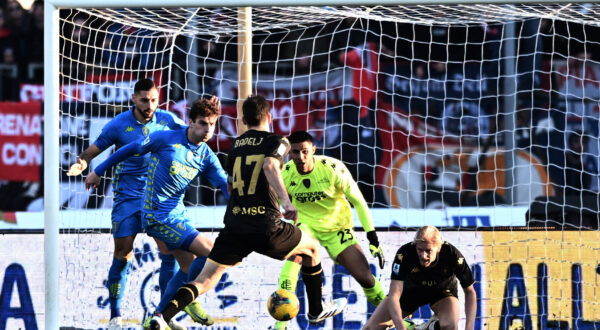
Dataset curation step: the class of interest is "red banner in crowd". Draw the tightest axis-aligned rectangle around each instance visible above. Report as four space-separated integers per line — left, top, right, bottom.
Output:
0 102 42 181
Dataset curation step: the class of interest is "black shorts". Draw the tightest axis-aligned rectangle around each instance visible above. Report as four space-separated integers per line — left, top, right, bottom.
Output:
400 285 458 315
208 221 302 266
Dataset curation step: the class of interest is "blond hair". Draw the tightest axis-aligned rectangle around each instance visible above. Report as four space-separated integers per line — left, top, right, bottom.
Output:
413 226 443 246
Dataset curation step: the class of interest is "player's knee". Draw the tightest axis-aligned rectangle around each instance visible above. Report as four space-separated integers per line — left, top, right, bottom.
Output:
190 234 213 257
113 238 135 260
198 234 214 249
113 247 133 260
307 237 320 254
157 244 170 255
308 246 319 258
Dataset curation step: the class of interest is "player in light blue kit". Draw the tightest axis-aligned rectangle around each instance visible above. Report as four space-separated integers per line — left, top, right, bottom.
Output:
85 97 229 329
67 78 188 330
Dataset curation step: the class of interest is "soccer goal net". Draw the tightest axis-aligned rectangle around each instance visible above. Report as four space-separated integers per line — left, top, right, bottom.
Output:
47 3 600 329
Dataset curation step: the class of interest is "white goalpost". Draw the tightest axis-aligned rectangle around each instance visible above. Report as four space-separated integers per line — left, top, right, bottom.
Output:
45 2 257 329
44 1 600 329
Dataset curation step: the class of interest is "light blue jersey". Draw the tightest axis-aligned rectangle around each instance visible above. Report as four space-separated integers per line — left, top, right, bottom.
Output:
93 106 186 319
93 107 185 198
95 127 228 249
139 128 228 215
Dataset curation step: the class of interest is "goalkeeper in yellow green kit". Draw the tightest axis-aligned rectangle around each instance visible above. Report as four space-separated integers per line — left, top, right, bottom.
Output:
273 130 386 329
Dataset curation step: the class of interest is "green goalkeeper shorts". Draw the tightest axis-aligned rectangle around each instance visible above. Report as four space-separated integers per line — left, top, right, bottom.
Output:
298 223 358 261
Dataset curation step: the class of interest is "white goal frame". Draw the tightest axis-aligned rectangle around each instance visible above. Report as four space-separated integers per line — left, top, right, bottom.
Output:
44 1 591 329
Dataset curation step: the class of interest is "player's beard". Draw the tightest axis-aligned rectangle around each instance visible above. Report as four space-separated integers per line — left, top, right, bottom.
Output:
136 106 154 120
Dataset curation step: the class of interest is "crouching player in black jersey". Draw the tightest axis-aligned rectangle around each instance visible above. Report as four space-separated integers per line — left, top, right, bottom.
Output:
150 95 346 329
363 226 476 330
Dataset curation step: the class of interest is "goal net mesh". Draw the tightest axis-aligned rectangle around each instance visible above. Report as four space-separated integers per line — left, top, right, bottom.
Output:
56 4 600 329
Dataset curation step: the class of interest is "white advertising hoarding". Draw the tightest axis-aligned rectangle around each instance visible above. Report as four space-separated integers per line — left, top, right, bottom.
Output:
3 231 598 329
0 232 483 330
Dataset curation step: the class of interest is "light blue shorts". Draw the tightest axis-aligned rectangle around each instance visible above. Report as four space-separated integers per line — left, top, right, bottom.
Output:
142 211 199 250
111 197 143 238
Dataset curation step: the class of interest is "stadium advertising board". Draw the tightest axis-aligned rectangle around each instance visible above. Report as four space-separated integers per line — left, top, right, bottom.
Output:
481 231 600 330
0 102 42 182
20 81 135 103
1 231 598 329
19 72 163 103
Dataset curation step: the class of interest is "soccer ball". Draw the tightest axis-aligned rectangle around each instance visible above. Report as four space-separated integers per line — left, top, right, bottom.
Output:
267 289 300 321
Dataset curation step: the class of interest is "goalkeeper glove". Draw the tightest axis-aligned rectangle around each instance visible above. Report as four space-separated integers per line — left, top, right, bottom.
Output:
367 231 385 269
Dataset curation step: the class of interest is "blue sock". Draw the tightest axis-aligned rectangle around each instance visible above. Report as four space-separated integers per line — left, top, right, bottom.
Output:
159 253 178 296
155 256 207 313
156 270 187 313
107 258 130 319
187 256 207 281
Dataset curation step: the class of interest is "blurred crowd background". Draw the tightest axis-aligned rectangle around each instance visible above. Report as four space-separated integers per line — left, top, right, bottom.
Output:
1 3 599 222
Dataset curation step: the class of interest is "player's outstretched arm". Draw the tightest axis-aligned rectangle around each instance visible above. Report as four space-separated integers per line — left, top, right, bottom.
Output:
84 141 143 191
203 150 230 200
463 284 477 330
386 280 406 330
263 157 297 222
66 144 102 176
338 162 385 268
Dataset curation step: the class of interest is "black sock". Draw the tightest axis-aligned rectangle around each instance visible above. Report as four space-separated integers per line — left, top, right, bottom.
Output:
162 283 199 322
301 263 323 317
